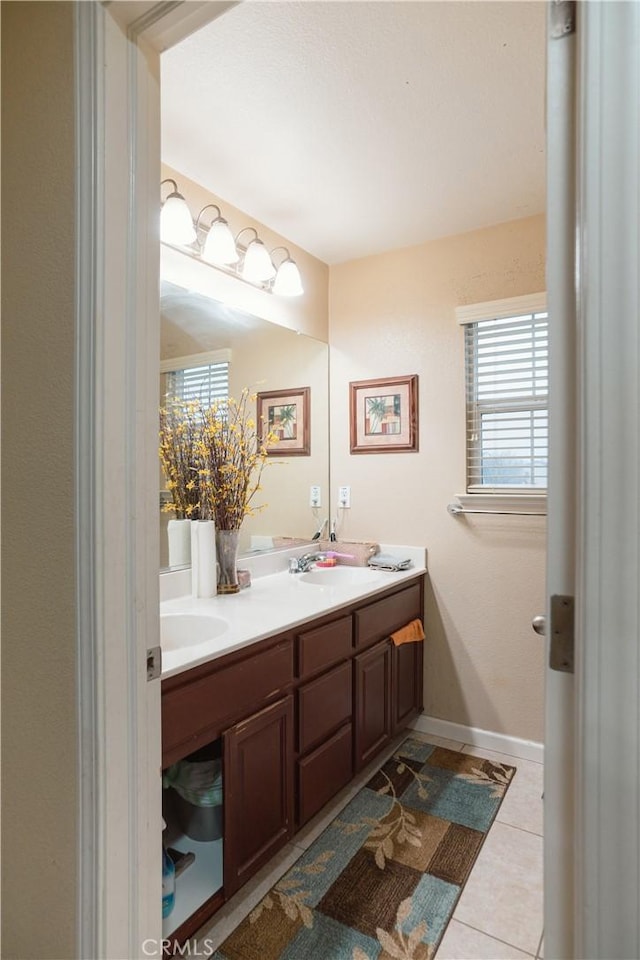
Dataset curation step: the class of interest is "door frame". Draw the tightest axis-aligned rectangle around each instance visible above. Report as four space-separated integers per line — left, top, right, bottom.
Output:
83 1 640 956
77 4 230 957
543 5 577 956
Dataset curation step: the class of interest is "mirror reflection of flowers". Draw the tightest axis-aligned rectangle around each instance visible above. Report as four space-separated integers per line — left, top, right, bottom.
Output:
159 399 202 518
197 388 279 530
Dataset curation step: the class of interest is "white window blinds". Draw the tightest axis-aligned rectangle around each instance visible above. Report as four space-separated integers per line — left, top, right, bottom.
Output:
164 361 229 407
460 297 548 492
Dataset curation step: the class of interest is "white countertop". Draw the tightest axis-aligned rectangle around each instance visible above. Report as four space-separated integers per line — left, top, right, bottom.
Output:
160 544 427 679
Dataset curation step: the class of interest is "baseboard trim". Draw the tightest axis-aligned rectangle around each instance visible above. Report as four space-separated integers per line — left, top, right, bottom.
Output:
410 715 544 764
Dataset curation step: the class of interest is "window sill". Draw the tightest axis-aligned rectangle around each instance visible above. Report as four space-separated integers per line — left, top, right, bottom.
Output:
448 493 547 516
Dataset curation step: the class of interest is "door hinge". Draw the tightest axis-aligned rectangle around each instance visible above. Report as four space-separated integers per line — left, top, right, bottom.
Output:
147 645 162 681
549 595 574 673
550 0 576 39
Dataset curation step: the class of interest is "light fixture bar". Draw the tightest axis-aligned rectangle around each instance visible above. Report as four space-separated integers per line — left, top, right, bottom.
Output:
160 181 303 296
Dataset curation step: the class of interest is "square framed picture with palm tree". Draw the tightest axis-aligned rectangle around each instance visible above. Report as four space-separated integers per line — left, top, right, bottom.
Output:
349 375 418 453
257 386 310 456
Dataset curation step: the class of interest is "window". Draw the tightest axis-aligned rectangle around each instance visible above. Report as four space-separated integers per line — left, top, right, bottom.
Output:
458 295 548 494
165 361 229 407
161 350 231 408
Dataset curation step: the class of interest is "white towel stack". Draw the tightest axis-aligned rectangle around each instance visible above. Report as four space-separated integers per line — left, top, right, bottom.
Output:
367 553 413 572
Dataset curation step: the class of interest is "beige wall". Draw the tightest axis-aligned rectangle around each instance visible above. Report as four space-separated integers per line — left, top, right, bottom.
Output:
1 3 78 958
161 163 329 342
329 215 547 742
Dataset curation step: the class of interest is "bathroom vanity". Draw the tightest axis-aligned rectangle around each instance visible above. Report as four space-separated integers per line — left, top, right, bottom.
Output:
160 553 426 946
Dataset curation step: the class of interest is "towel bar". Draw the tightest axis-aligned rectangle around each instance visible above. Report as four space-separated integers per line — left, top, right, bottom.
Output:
447 501 544 518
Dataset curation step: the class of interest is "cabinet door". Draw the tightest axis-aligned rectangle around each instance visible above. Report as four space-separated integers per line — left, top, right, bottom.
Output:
223 695 294 897
391 639 424 735
354 640 392 771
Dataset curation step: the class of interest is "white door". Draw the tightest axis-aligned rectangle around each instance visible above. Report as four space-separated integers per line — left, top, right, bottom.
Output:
573 4 640 959
545 3 640 958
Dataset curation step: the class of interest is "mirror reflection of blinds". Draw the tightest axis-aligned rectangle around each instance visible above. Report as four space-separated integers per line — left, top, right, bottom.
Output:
465 311 548 491
165 362 229 406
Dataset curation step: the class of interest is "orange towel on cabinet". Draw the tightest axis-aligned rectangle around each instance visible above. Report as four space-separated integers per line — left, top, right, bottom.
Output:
390 618 425 646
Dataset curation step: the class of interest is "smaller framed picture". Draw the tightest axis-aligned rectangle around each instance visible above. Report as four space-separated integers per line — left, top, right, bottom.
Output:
349 375 418 454
257 387 310 456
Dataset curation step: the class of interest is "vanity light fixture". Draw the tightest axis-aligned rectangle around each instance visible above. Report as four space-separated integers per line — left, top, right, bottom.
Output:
196 204 238 265
271 247 304 297
160 180 304 296
236 227 276 283
160 179 197 246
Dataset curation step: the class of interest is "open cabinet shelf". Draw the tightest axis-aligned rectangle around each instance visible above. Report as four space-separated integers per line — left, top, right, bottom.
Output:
162 833 223 940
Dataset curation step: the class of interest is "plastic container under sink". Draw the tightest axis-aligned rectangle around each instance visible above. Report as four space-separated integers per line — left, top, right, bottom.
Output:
164 742 223 842
170 789 222 842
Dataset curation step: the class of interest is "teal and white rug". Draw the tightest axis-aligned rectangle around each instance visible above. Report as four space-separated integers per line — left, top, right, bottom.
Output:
214 737 516 960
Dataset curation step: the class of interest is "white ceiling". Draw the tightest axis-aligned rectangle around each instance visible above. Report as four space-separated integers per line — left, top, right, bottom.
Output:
161 1 546 265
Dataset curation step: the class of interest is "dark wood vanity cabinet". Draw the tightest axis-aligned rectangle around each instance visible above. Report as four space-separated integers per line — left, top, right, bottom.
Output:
296 654 353 827
223 695 294 897
354 639 393 770
391 636 424 735
161 574 425 945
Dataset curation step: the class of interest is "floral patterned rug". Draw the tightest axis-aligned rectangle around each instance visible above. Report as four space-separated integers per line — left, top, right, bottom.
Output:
213 737 516 960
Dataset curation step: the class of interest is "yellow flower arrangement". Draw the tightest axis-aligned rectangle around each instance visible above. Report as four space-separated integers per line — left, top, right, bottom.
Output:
159 399 202 519
196 388 278 530
159 391 278 527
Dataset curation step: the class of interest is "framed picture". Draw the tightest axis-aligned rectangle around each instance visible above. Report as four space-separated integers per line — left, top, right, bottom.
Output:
349 375 418 453
257 387 310 456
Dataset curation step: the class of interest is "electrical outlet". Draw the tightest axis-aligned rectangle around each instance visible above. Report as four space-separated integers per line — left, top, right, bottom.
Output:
338 485 351 508
310 485 322 508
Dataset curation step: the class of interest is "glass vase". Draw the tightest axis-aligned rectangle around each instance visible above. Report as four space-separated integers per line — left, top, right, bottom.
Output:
216 528 240 594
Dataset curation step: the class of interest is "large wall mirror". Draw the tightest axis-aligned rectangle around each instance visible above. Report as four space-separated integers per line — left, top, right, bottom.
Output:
160 246 329 570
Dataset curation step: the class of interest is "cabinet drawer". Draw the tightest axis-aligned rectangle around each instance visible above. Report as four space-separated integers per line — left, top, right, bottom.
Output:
297 723 353 827
297 615 353 678
298 660 352 754
162 639 293 764
354 582 422 649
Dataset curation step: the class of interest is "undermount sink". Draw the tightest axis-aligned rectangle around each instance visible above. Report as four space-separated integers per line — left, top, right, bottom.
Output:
160 613 229 652
298 566 385 587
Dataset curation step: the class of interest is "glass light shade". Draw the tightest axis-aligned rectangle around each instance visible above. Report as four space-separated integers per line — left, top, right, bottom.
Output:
272 259 304 296
201 218 238 265
273 260 304 297
161 194 197 245
242 239 276 282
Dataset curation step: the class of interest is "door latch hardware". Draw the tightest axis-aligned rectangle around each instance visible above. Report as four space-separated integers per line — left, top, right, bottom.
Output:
532 615 547 636
549 595 574 673
147 645 162 681
550 0 576 39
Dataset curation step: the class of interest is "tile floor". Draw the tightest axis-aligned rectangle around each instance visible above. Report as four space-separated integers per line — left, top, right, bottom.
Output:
196 732 544 959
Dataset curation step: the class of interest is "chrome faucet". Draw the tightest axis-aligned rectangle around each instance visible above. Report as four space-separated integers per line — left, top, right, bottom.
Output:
289 552 326 573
